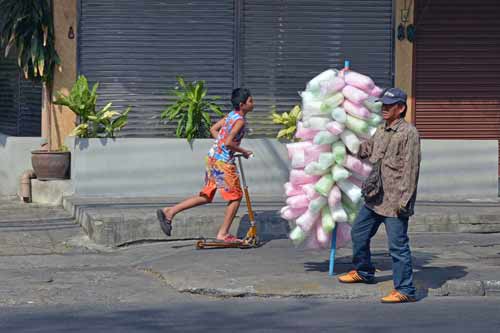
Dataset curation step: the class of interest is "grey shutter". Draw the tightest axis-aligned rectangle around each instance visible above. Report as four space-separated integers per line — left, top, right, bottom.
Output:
240 0 394 137
0 53 41 136
79 0 236 137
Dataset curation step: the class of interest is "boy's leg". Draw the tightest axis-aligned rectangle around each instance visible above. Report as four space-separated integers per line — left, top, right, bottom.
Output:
383 216 416 298
163 195 210 221
350 205 383 281
216 199 241 240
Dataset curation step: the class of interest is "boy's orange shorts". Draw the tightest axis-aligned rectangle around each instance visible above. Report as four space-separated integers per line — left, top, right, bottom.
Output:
199 157 243 202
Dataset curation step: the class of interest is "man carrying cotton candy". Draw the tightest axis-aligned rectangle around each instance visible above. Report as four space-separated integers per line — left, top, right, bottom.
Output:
337 88 421 304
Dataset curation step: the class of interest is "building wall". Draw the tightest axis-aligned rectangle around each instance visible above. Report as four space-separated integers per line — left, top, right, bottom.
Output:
51 0 78 149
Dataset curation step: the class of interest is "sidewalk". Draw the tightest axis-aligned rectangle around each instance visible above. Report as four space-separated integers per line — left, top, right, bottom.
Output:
140 233 500 300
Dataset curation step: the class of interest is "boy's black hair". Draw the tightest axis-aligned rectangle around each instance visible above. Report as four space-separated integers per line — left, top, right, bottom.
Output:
231 88 252 109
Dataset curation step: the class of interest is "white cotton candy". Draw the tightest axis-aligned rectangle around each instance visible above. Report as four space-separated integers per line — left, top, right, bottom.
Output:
318 152 335 169
344 71 375 93
319 76 346 97
302 183 320 200
306 69 338 96
286 141 313 160
296 210 320 233
313 131 339 145
316 221 331 248
309 196 328 214
303 117 330 130
363 96 382 113
286 194 310 209
321 206 335 233
320 92 344 113
368 113 383 127
295 121 320 140
340 129 361 154
291 150 306 169
347 175 364 188
305 161 329 176
332 164 351 182
342 85 370 105
337 179 362 204
331 203 348 223
331 107 347 123
328 185 342 207
326 121 345 135
304 144 331 164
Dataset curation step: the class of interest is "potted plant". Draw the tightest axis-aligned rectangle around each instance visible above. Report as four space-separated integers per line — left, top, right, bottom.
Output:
161 76 223 143
0 0 68 180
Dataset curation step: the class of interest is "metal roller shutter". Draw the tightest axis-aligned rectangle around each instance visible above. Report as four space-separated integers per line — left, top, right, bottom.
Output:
79 0 236 137
414 0 500 139
240 0 394 136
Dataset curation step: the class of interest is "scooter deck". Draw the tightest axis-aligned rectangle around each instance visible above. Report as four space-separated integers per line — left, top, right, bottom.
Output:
195 239 254 250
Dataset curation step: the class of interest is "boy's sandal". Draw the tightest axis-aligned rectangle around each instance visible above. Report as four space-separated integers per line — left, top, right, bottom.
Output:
218 234 242 243
156 209 172 237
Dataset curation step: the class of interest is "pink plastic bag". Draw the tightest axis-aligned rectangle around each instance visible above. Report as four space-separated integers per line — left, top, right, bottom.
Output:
286 141 313 160
280 205 308 220
326 121 345 135
344 71 375 93
305 224 321 249
316 221 331 249
286 194 310 209
290 169 321 185
370 85 384 97
343 155 363 173
295 121 319 140
347 175 363 188
328 185 342 208
284 182 304 196
343 100 372 120
342 85 370 105
319 76 346 97
304 144 331 164
335 222 352 249
302 183 320 200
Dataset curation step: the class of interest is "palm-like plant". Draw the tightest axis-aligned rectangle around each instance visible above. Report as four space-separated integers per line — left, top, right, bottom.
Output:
0 0 60 148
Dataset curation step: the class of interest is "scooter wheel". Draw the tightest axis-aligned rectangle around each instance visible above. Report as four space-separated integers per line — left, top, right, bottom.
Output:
195 240 205 250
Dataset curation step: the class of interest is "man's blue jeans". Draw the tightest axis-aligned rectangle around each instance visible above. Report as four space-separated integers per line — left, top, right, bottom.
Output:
351 205 416 298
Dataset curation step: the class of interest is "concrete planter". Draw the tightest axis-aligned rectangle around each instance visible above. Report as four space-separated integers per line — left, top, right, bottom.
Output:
67 137 289 198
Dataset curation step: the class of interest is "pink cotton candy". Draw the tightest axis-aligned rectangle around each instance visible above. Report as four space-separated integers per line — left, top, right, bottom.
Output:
370 85 384 97
326 121 345 135
290 169 321 185
304 144 331 164
343 100 372 120
284 182 304 196
296 210 320 233
295 121 320 140
344 71 375 93
280 206 308 220
302 183 320 200
286 141 313 160
328 186 342 208
335 222 352 249
286 194 310 209
343 155 363 173
342 85 370 105
316 221 331 249
319 76 346 97
305 225 321 249
359 161 372 177
347 175 363 188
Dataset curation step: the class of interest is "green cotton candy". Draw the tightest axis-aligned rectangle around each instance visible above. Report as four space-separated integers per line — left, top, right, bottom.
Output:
318 152 335 169
314 174 335 197
345 115 369 135
320 92 344 113
321 206 336 233
342 195 361 212
332 164 351 182
332 141 346 165
331 107 347 123
368 113 383 127
309 196 327 214
290 226 307 246
313 131 339 145
342 201 358 224
364 96 382 113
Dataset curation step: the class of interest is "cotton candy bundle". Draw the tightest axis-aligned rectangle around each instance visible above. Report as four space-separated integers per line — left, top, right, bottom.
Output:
286 66 383 250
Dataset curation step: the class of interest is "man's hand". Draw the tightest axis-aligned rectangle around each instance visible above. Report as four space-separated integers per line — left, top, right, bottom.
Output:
398 203 409 216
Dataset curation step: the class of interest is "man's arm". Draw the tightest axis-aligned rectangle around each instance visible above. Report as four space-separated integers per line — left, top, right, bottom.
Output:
399 129 421 209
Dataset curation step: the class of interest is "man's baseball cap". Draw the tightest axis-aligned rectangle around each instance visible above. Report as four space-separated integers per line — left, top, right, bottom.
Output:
378 88 407 105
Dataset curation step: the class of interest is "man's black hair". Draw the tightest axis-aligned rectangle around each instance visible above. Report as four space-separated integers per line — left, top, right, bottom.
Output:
231 88 252 109
399 102 408 118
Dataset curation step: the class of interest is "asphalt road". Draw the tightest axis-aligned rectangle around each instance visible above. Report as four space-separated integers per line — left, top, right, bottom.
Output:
1 297 499 333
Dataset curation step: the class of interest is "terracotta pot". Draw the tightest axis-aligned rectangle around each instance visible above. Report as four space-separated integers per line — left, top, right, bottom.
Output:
31 150 71 181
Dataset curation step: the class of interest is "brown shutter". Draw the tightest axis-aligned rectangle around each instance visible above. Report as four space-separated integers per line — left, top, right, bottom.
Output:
414 0 500 140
